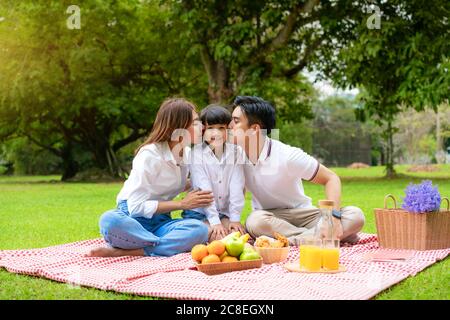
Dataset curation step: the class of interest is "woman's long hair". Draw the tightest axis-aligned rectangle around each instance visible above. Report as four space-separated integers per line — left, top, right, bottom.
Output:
135 98 196 155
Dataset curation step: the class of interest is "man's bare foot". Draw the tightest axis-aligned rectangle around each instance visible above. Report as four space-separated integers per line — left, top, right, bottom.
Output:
85 247 144 257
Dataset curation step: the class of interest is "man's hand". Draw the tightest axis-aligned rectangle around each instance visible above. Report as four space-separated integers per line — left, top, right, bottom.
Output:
332 217 344 240
228 221 246 235
210 223 227 241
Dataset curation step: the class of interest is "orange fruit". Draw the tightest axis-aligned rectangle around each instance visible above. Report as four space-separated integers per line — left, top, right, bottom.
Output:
191 244 209 262
219 251 228 260
207 240 226 256
201 254 221 264
221 256 238 263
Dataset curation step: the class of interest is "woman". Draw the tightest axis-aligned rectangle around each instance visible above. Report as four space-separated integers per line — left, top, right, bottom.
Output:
87 98 214 257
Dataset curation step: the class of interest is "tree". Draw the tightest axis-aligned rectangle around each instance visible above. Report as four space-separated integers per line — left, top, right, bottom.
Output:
321 0 450 177
0 0 207 179
168 0 342 104
2 0 333 179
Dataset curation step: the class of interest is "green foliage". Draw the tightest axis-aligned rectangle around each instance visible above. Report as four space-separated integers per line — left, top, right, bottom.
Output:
167 0 330 109
321 0 449 176
1 138 61 175
278 120 313 153
1 0 326 178
0 0 207 179
1 0 448 178
417 134 437 159
240 74 316 123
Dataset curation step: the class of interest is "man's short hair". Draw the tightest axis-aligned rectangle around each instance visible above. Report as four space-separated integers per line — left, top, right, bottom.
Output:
233 96 276 134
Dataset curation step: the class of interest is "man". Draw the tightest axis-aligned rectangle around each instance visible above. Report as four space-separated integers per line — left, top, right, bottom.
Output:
228 96 365 245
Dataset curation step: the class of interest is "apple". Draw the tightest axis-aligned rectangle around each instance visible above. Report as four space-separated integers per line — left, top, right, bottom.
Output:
239 248 261 261
225 236 245 257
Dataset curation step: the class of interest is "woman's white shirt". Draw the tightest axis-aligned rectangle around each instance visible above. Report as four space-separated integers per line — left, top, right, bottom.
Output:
116 142 189 219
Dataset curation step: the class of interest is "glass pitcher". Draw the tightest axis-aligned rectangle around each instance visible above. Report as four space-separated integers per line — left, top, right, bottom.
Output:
315 200 341 271
315 199 335 240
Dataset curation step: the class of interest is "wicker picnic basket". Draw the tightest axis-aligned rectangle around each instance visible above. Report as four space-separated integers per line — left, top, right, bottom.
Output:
374 194 450 250
196 258 263 276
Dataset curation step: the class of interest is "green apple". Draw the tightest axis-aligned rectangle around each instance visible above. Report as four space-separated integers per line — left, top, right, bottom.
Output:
239 249 261 261
225 236 245 257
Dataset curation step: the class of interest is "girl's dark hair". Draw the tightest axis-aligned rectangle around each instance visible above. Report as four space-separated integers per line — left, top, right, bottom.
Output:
200 104 232 126
233 96 276 134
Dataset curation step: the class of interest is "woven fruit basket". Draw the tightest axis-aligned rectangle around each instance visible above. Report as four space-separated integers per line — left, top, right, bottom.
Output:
374 194 450 250
196 259 263 276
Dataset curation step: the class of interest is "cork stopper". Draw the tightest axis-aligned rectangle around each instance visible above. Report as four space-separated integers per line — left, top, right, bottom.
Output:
318 200 335 208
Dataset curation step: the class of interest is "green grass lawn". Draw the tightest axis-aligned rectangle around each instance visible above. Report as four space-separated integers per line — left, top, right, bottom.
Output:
1 165 449 300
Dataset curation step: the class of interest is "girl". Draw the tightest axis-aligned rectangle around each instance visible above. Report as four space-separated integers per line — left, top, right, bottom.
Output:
87 98 214 257
183 105 246 242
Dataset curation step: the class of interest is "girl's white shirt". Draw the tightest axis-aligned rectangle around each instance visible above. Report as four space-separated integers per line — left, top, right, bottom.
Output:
189 142 245 225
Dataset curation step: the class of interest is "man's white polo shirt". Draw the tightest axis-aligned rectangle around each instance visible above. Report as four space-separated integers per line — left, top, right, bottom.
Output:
243 137 320 211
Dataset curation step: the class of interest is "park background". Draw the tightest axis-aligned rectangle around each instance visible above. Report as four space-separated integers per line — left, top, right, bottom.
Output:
0 1 449 299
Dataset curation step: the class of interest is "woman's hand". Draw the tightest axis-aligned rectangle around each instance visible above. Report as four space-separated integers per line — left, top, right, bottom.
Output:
228 221 246 235
180 190 214 210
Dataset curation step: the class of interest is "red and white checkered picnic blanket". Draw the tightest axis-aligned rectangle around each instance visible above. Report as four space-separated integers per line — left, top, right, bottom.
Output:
1 233 448 300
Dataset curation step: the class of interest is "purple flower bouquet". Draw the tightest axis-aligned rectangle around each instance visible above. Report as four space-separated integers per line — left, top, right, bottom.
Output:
401 180 441 213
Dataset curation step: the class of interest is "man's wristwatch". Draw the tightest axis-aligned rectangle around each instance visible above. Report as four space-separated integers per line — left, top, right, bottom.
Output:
332 209 342 220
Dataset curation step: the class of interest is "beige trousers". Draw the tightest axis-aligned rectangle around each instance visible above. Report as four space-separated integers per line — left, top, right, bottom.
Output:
245 206 365 246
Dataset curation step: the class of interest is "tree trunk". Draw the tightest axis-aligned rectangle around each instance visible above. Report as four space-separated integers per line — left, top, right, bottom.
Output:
379 146 385 166
90 140 124 178
60 143 79 181
105 145 125 178
385 119 396 178
199 47 234 104
208 82 234 104
436 104 443 163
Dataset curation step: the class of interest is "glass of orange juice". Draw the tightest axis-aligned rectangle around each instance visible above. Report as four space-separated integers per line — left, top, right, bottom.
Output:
322 239 340 271
299 238 322 271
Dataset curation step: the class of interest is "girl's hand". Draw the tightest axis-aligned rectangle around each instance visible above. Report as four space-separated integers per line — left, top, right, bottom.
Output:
180 190 214 210
228 221 246 235
210 223 227 241
183 179 191 192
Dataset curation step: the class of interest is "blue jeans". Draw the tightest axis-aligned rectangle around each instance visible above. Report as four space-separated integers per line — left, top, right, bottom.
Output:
182 209 227 222
99 201 208 257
